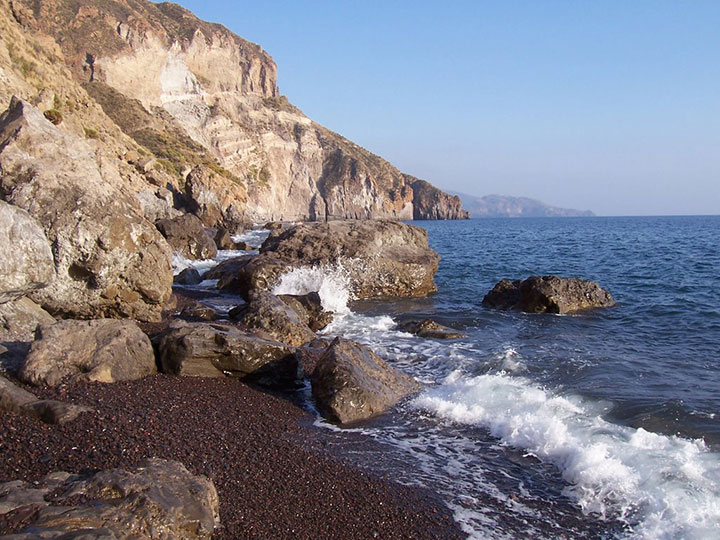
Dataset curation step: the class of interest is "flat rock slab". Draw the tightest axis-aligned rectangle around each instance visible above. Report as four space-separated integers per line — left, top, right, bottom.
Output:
0 458 218 539
0 374 91 424
19 319 156 387
158 322 298 387
482 275 616 314
311 338 420 424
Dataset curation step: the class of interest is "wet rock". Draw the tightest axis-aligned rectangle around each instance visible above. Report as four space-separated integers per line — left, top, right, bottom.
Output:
214 255 292 299
482 275 616 314
0 297 55 342
278 292 334 331
184 165 247 230
174 268 202 286
156 214 217 260
296 338 332 377
264 221 283 230
0 374 91 424
311 338 420 424
213 228 237 250
398 318 466 339
257 220 440 299
233 290 316 347
19 319 156 387
0 98 173 322
235 241 255 251
179 303 219 321
158 322 298 387
0 458 219 539
0 200 54 304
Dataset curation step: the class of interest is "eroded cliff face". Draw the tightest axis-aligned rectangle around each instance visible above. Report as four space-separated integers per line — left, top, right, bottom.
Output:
6 0 465 222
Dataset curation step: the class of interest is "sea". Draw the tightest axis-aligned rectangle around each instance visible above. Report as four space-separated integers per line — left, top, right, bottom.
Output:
176 215 720 540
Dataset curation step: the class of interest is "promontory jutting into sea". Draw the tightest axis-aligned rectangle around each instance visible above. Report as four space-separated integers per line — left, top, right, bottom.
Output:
0 1 718 539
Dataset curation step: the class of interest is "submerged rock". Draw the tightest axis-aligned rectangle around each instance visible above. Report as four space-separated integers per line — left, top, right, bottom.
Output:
158 322 298 387
0 98 173 321
156 214 217 260
398 318 466 339
482 275 615 314
0 458 219 539
311 338 420 424
20 319 156 387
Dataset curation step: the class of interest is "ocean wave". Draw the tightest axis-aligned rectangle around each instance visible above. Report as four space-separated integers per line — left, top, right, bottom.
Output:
413 371 720 539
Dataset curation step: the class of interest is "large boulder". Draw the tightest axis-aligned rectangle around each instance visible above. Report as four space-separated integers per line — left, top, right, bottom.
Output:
258 220 440 299
211 254 292 299
19 319 157 387
184 166 247 230
311 338 420 424
231 290 316 347
0 458 219 539
0 200 54 304
156 213 217 260
482 275 616 314
0 97 173 321
158 322 298 387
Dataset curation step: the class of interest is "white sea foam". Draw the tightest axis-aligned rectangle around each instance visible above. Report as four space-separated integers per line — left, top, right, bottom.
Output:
171 249 248 277
271 263 353 314
414 371 720 539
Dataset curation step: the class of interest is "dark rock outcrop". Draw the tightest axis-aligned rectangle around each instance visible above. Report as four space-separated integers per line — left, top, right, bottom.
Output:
231 290 316 347
482 275 616 314
20 319 156 387
0 98 173 322
213 228 237 250
158 322 298 387
311 338 420 424
174 267 202 286
156 214 217 260
0 458 219 539
408 177 469 220
0 200 54 304
398 318 466 339
0 374 91 424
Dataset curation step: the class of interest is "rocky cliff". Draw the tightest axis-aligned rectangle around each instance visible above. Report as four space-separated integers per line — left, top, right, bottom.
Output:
3 0 465 223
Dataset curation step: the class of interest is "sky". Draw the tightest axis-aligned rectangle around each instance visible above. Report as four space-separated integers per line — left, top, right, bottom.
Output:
170 0 720 216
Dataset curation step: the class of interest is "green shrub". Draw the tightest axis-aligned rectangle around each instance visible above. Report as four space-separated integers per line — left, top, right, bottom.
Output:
83 127 100 139
43 109 63 125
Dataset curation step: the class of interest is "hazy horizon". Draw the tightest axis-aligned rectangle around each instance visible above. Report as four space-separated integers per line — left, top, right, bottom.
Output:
171 1 720 217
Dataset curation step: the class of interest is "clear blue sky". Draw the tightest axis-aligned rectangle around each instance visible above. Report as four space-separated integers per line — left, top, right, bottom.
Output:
170 0 720 216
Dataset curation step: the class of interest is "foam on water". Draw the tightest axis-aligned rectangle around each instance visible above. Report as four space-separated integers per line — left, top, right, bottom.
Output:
414 371 720 539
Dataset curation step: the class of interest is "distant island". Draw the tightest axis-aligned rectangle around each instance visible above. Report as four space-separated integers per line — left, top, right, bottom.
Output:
449 192 595 218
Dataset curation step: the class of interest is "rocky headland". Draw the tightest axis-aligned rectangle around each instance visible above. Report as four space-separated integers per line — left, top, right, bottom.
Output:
0 0 472 537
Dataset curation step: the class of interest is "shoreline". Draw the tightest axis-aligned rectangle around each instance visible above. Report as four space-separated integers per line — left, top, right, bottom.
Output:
0 373 464 539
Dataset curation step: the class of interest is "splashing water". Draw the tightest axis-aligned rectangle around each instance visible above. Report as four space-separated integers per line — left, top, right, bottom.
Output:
271 263 353 314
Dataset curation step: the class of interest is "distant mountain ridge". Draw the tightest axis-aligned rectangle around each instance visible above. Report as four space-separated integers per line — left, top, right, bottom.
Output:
450 192 595 218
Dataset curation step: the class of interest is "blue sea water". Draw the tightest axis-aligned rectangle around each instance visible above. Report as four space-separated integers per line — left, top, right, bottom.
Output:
313 216 720 540
181 216 720 539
